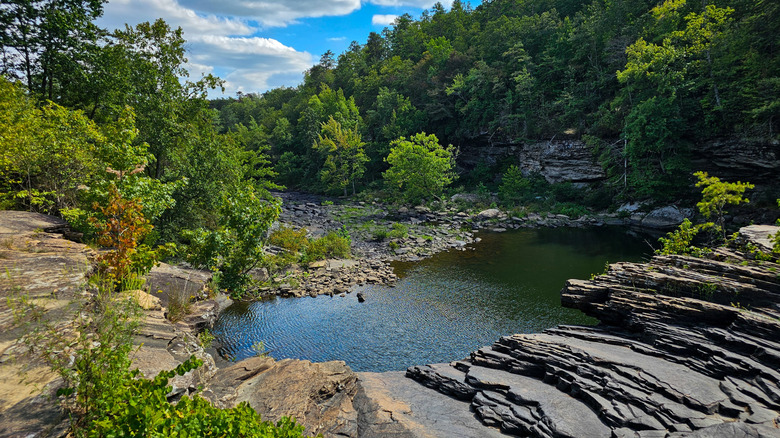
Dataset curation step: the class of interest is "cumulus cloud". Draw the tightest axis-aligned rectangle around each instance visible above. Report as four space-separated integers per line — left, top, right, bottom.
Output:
99 0 315 95
372 14 398 26
97 0 253 36
187 36 313 94
178 0 361 27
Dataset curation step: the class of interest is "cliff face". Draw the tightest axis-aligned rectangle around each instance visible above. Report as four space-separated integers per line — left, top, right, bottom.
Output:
459 139 606 184
692 138 780 185
459 137 780 187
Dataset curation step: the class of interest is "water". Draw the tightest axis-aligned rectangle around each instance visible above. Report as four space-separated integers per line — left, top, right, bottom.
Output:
212 227 652 372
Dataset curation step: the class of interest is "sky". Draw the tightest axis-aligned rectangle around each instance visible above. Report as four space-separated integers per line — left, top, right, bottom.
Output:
98 0 481 97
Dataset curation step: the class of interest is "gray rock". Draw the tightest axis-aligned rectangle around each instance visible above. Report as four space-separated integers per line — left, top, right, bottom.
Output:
477 208 501 219
639 205 692 229
450 193 482 203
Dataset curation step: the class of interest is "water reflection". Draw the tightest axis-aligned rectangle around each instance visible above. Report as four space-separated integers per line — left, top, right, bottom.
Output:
212 227 652 372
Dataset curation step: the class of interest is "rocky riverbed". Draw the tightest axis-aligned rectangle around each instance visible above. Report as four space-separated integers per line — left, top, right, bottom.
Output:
265 191 622 299
2 210 779 437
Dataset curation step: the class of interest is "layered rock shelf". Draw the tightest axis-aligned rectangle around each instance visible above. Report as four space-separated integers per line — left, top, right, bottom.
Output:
398 226 780 437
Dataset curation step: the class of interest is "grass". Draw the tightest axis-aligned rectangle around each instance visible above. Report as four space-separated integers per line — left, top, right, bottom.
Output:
165 284 192 323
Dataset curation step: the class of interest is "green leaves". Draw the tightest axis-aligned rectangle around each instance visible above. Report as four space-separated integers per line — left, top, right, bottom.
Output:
313 117 368 196
383 132 457 205
184 187 281 297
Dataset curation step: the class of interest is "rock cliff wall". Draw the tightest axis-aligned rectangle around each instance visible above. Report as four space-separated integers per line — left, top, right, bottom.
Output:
460 137 780 187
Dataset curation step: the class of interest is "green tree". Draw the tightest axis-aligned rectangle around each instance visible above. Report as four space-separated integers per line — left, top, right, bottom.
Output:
0 77 101 212
694 171 753 239
313 117 368 196
498 165 531 206
184 186 281 296
0 0 106 101
383 132 457 205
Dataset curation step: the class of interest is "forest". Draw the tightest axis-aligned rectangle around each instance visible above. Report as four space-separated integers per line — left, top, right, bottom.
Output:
1 0 779 285
211 0 780 200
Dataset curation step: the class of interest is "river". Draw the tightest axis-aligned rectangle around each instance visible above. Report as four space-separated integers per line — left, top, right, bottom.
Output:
212 226 652 372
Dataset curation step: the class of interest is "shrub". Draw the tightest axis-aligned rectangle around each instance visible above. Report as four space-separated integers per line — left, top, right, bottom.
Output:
694 171 754 240
24 283 306 437
388 222 408 239
383 132 457 205
498 165 530 206
184 187 281 297
303 231 351 262
269 226 309 253
657 218 709 256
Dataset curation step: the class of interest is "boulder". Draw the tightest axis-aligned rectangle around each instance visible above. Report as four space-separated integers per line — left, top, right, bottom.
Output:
207 358 359 438
639 205 692 229
450 193 482 203
476 208 501 219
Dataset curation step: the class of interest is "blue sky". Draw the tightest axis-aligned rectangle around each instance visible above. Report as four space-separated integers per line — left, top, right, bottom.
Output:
98 1 481 97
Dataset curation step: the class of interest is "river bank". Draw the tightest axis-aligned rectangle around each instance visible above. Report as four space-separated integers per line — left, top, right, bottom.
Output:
1 210 778 437
261 191 662 299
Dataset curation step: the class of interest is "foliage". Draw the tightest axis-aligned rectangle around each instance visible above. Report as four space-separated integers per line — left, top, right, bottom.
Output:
658 172 754 256
90 185 156 289
0 78 102 213
498 165 530 206
25 282 305 437
656 218 708 257
693 171 754 238
184 188 281 297
269 226 310 254
313 117 368 196
302 231 351 263
383 132 457 205
388 222 409 239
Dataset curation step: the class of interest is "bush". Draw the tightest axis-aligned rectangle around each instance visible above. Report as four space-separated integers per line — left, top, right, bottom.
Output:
184 187 281 297
303 231 351 262
552 202 589 218
269 226 309 253
383 132 457 205
498 165 530 206
26 285 306 437
387 223 408 239
656 218 709 257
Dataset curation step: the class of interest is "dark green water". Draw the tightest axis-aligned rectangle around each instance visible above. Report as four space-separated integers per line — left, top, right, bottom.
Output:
212 227 652 372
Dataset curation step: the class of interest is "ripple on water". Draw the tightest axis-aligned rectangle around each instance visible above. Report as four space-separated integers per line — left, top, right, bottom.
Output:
212 227 652 372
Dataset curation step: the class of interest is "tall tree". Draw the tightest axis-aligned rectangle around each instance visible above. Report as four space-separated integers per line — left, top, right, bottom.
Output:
313 117 368 196
0 0 106 101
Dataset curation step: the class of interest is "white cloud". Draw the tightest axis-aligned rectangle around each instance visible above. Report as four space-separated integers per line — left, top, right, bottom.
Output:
328 37 347 42
97 0 253 36
178 0 361 27
187 36 313 94
372 14 398 26
368 0 454 7
99 0 315 95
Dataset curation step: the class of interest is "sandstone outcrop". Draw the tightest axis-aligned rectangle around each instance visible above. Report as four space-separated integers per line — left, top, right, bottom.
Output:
206 357 359 437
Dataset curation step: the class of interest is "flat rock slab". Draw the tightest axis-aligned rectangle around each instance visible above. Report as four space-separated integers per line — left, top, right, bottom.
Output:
356 371 508 438
207 357 359 438
738 224 779 253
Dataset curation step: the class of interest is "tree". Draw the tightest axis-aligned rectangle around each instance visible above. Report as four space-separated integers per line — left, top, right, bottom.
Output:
0 0 106 101
694 171 753 239
313 117 368 196
183 186 281 296
383 132 457 205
